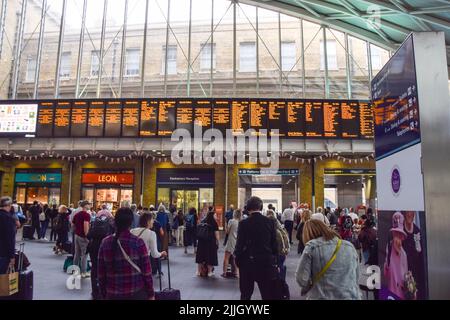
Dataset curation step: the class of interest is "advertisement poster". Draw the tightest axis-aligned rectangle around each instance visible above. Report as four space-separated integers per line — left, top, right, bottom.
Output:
378 210 428 300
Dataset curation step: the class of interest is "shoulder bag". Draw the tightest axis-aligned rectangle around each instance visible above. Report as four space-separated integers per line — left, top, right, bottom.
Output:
301 238 342 296
117 239 142 275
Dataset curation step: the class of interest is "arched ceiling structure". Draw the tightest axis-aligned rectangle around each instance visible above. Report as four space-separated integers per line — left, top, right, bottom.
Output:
243 0 450 72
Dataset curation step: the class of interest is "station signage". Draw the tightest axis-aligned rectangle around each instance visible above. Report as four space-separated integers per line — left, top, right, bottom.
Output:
15 173 62 184
82 173 134 185
238 168 299 176
324 169 376 176
157 169 215 186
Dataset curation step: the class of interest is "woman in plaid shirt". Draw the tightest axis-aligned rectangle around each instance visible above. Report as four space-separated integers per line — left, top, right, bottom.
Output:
98 207 155 300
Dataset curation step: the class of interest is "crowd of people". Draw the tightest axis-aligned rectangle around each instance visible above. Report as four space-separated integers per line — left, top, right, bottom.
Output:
0 194 379 300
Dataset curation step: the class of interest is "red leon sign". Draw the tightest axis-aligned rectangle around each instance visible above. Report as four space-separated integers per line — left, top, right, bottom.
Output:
82 173 134 184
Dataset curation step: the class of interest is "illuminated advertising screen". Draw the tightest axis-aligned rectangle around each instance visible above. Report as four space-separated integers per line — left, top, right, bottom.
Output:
0 103 37 136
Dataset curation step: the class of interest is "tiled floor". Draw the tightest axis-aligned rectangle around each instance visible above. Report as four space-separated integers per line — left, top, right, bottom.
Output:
16 229 305 300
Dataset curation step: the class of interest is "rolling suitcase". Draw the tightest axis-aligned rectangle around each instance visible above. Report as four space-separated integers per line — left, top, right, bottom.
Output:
11 243 33 300
155 254 181 300
22 225 34 240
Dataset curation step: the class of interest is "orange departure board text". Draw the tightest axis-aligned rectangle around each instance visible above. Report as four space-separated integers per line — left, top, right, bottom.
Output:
122 101 139 137
286 101 305 137
158 100 176 136
54 101 71 137
341 101 359 138
140 100 157 136
88 101 105 137
70 101 88 136
305 101 323 137
323 101 340 138
194 100 212 132
268 100 286 137
359 102 374 139
177 100 194 133
213 100 230 135
37 102 54 137
231 100 249 136
105 101 122 137
250 100 268 136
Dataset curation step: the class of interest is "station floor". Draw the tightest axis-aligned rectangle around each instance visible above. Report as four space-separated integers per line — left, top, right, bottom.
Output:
16 229 305 300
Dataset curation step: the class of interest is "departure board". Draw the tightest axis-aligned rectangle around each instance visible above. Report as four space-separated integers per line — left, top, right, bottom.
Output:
140 100 157 137
37 102 54 137
176 99 194 133
212 100 230 135
305 101 323 137
249 100 268 136
158 100 176 136
88 101 105 137
105 101 122 137
286 100 305 137
268 100 286 137
359 102 374 139
193 100 212 134
54 101 71 137
231 100 249 136
122 100 139 137
323 101 340 138
70 101 88 136
341 101 359 138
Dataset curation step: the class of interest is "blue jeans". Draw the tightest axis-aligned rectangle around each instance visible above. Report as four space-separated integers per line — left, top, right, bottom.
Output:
0 257 10 274
40 220 49 239
363 250 370 264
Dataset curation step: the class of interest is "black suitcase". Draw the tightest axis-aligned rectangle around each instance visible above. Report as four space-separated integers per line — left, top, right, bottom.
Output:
22 225 34 240
155 254 181 300
62 241 73 254
10 243 34 300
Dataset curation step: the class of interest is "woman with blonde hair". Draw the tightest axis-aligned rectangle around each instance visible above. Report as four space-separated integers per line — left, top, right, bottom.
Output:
221 209 242 278
295 219 360 300
296 209 312 254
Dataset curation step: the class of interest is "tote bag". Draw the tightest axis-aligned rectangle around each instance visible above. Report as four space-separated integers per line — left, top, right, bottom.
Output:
0 267 19 296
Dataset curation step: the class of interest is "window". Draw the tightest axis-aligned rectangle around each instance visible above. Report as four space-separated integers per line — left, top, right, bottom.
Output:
281 42 296 71
200 43 216 71
239 42 256 72
162 45 177 75
320 40 338 70
370 45 382 70
59 52 71 78
90 51 100 76
125 48 140 76
26 56 36 82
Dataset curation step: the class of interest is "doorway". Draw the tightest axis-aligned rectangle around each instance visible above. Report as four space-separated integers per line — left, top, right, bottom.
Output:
171 189 199 213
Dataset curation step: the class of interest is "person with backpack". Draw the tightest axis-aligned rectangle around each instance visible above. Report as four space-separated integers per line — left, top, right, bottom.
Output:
296 219 361 300
358 216 377 264
48 204 59 242
195 210 219 277
156 204 170 252
38 204 50 241
131 213 167 261
96 204 113 219
281 205 295 245
27 201 42 240
54 205 70 255
338 210 353 241
173 209 185 247
221 209 242 278
266 210 290 282
87 208 115 300
98 207 155 300
184 207 198 254
234 197 279 300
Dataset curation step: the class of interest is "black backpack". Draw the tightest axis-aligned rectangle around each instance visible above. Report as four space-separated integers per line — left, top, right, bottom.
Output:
53 214 68 232
87 216 114 240
196 222 213 241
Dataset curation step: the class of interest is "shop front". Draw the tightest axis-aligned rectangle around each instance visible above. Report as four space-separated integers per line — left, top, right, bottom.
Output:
238 168 300 213
156 168 215 217
81 169 134 212
14 169 62 208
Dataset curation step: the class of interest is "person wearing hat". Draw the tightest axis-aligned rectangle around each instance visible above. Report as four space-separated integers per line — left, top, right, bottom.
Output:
0 197 16 274
73 200 92 278
384 211 408 299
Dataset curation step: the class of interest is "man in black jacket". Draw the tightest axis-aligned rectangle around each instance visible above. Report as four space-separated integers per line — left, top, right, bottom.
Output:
234 196 278 300
27 201 42 240
0 197 16 274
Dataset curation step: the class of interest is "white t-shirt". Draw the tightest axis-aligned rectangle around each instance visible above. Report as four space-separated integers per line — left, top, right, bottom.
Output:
131 227 162 258
281 208 295 222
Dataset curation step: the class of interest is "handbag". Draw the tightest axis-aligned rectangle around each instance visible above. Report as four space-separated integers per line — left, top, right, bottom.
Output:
0 266 19 297
39 212 46 222
301 239 342 296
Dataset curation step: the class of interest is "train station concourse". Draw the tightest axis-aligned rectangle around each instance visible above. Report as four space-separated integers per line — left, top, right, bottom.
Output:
1 0 450 306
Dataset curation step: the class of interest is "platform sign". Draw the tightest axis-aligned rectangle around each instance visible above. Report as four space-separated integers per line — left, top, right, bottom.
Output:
372 34 430 300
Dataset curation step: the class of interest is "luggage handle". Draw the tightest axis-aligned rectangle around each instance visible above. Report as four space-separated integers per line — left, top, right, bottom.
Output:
158 248 172 291
16 242 25 271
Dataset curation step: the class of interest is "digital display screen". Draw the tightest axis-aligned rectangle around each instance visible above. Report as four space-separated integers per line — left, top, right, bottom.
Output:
341 101 359 139
231 99 249 136
249 100 268 136
212 100 230 136
158 100 176 136
193 100 212 134
70 101 88 137
323 101 340 138
140 100 157 137
88 101 105 137
104 101 122 137
0 103 38 136
305 101 323 137
286 100 305 137
268 100 286 137
53 101 71 137
359 101 375 139
37 102 54 137
176 99 194 133
122 100 139 137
